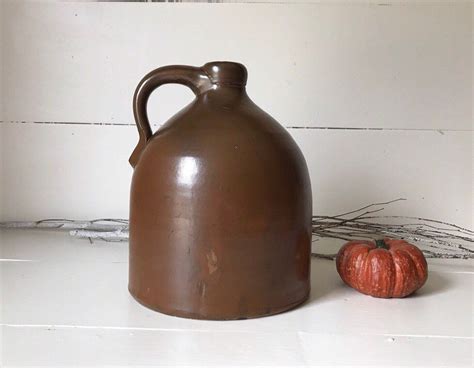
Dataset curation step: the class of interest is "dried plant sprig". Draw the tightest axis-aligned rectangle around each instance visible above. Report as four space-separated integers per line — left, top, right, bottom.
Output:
312 199 473 259
0 219 128 231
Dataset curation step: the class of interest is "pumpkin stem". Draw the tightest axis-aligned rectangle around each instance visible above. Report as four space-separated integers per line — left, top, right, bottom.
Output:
375 239 389 249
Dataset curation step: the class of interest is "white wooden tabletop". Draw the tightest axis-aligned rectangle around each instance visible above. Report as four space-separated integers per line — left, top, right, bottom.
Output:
1 230 472 367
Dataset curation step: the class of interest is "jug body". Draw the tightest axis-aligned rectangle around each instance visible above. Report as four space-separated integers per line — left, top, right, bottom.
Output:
129 62 312 319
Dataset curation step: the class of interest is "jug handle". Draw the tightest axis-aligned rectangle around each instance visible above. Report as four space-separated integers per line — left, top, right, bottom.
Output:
129 65 213 168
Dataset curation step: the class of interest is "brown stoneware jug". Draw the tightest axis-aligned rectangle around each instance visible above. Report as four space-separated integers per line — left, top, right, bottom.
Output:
129 61 312 320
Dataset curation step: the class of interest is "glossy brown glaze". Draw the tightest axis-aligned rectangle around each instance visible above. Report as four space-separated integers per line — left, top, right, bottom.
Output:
129 62 312 319
336 239 428 298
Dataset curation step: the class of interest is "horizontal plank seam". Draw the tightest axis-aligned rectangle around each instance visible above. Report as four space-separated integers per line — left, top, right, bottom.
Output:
2 324 473 339
427 270 474 274
0 259 38 262
0 258 474 275
0 121 136 127
0 1 402 4
5 1 426 5
1 121 472 132
297 331 473 340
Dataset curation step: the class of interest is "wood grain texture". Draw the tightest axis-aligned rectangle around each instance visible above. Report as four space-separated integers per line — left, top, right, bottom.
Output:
2 1 471 129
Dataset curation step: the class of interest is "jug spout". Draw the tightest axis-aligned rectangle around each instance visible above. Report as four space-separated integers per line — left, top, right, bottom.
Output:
202 61 247 88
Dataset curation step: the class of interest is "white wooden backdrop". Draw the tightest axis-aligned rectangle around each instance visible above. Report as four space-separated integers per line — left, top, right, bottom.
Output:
0 0 472 229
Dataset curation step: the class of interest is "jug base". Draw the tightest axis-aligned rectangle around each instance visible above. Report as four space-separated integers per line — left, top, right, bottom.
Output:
129 286 310 320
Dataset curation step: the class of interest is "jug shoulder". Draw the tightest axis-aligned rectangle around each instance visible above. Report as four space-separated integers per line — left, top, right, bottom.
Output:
148 93 292 148
135 91 308 181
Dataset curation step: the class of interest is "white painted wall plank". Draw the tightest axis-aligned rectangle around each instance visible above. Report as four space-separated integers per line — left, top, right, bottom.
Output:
1 123 471 228
0 2 5 223
1 123 134 221
2 2 471 129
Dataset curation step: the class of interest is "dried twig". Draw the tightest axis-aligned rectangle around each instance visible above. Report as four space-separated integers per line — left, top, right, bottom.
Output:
0 219 128 231
312 200 473 259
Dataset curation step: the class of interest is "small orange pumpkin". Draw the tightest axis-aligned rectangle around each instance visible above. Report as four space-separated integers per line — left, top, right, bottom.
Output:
336 238 428 298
